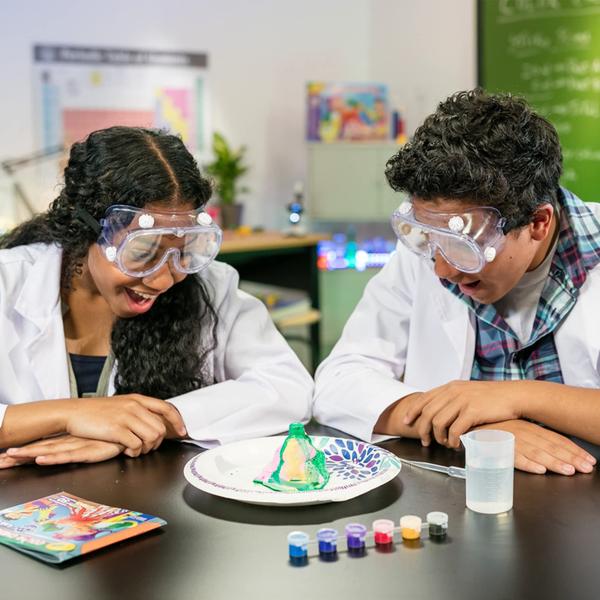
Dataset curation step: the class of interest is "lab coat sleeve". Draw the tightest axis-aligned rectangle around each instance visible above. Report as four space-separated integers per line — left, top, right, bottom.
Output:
0 404 7 433
167 264 313 448
0 255 20 432
313 246 422 443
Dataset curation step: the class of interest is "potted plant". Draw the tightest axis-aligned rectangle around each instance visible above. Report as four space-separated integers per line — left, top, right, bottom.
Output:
205 132 249 230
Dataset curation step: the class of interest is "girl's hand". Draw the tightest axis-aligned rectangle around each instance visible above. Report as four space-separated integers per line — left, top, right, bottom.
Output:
2 435 124 467
402 380 523 447
474 420 597 475
0 452 33 469
62 395 186 457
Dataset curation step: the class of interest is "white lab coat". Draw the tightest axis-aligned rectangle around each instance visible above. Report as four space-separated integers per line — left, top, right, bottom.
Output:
0 243 313 447
314 208 600 443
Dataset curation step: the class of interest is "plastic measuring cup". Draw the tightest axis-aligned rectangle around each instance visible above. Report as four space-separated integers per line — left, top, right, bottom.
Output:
460 429 515 514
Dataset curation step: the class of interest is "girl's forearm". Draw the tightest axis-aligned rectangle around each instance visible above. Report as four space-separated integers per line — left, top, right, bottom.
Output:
0 400 73 448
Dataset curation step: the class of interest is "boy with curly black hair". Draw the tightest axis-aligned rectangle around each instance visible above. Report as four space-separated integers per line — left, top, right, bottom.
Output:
315 89 600 475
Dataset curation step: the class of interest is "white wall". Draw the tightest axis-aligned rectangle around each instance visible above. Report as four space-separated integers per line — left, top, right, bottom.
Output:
0 0 372 226
0 0 476 228
369 0 477 136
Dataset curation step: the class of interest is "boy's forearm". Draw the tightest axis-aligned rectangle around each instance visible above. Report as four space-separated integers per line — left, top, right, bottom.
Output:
522 382 600 445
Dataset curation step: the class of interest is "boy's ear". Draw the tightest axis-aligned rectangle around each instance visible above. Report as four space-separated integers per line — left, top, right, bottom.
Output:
529 204 554 242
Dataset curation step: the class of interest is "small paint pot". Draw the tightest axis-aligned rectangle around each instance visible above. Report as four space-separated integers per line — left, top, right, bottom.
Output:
345 523 367 557
317 528 338 561
426 511 448 539
400 515 422 540
372 519 395 546
288 531 309 566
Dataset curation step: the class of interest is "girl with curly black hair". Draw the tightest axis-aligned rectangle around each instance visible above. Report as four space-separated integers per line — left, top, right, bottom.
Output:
0 126 312 468
315 90 600 475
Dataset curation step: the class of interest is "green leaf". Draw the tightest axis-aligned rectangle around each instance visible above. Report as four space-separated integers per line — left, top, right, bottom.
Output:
204 132 250 205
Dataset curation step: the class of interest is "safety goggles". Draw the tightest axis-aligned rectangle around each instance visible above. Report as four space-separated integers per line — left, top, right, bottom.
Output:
95 205 222 278
391 201 506 273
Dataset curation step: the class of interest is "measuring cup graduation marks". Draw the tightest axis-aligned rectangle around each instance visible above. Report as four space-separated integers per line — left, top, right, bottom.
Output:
461 429 515 514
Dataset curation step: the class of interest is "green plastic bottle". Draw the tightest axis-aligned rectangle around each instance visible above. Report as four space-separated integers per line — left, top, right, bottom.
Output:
254 423 330 492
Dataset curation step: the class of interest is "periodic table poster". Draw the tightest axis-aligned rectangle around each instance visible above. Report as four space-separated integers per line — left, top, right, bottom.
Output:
33 44 209 155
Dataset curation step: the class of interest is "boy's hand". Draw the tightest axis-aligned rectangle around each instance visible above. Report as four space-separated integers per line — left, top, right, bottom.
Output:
474 420 596 475
403 380 523 447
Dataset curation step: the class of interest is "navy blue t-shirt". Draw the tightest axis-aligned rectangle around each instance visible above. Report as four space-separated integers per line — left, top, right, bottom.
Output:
69 354 107 397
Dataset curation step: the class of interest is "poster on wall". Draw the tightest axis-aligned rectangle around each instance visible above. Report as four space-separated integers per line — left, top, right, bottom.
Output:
306 82 390 142
33 44 209 156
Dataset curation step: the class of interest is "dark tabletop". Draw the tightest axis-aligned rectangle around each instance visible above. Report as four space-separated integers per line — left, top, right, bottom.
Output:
1 424 599 600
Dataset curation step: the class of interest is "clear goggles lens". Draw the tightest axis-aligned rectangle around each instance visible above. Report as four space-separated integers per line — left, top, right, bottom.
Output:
391 201 506 274
99 205 222 277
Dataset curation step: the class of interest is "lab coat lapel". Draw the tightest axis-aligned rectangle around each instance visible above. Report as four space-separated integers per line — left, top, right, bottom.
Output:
433 286 474 381
23 316 70 400
13 246 70 400
406 270 474 390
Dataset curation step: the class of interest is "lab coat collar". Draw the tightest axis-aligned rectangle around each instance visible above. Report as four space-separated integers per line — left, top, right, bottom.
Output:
14 243 63 328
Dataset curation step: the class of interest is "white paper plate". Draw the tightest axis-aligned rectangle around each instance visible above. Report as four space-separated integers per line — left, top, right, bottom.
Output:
183 435 402 506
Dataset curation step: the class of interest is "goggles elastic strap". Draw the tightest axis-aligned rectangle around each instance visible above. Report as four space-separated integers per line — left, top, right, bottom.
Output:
75 207 102 235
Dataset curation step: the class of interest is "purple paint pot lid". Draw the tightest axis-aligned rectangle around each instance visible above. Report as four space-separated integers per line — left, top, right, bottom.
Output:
345 523 367 539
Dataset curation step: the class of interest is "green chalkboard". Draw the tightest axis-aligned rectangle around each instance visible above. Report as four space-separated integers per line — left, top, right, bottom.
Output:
479 0 600 202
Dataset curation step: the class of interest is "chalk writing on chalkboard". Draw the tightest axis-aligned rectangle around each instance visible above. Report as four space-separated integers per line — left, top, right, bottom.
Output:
480 0 600 201
496 1 600 25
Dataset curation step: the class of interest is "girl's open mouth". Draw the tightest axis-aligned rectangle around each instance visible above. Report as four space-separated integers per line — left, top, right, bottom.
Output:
124 288 157 313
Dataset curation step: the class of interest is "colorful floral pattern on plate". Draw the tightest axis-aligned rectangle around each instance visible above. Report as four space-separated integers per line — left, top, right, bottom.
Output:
320 439 382 481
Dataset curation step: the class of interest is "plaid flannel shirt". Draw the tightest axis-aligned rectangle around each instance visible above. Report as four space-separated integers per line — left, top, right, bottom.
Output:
440 188 600 383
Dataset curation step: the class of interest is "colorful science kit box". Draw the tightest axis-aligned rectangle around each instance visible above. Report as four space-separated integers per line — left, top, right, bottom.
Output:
0 491 166 563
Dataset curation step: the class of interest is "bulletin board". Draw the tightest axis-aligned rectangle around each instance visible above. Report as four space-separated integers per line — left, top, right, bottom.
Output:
479 0 600 202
